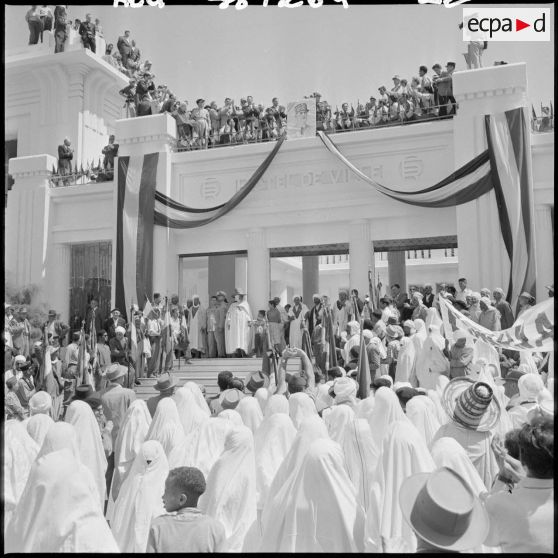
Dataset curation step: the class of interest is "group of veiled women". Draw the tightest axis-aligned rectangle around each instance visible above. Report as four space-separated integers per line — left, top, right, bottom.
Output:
4 356 554 553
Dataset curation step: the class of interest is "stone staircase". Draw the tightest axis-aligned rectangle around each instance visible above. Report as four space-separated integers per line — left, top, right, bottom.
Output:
134 357 302 400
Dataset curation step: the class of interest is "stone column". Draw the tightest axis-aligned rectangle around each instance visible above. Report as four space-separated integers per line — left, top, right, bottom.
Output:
453 63 530 293
6 154 57 305
48 244 72 322
247 228 270 314
387 251 407 293
349 220 372 296
302 255 320 305
535 204 554 302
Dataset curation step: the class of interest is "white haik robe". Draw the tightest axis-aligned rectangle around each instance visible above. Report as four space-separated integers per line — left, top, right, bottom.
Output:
225 299 252 354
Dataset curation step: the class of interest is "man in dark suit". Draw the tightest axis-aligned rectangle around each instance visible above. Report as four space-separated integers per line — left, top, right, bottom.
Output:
78 13 96 53
117 30 132 67
423 284 435 308
101 135 119 171
44 310 70 346
104 308 126 341
136 94 153 117
390 283 408 315
85 299 104 335
57 137 73 185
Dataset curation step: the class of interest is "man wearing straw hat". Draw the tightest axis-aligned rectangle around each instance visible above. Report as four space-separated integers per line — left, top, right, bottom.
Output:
432 377 501 487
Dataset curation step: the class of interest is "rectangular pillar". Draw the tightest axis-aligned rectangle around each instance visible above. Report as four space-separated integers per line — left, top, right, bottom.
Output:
302 255 320 306
349 220 372 297
6 154 57 306
209 254 237 299
247 229 270 314
388 251 407 293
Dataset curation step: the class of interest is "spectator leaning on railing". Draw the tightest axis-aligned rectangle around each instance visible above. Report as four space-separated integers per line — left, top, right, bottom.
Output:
78 13 96 53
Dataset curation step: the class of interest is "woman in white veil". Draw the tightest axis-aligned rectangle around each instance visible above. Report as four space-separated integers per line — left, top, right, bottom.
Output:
5 448 119 553
324 404 355 444
254 412 297 511
111 440 169 552
199 426 257 552
65 400 108 510
191 416 232 478
260 438 365 552
26 413 54 447
236 396 264 434
254 387 270 413
181 381 211 416
4 421 39 529
288 391 318 429
405 395 441 448
414 324 450 390
145 397 185 459
365 420 435 553
218 408 244 426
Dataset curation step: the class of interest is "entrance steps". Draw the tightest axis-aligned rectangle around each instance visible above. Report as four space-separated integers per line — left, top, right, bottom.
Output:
134 357 302 401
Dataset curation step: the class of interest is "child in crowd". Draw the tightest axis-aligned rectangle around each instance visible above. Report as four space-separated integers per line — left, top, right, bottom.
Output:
146 467 226 553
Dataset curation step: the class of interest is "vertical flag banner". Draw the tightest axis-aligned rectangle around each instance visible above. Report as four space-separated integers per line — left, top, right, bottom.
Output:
115 153 159 321
357 327 371 399
286 98 316 139
485 108 537 308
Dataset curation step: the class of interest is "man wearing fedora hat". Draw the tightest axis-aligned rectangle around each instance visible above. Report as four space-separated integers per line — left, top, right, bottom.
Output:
146 373 178 418
400 467 489 553
433 378 500 487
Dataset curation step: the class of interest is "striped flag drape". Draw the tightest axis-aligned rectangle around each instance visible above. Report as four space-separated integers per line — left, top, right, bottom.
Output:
485 108 537 308
115 153 159 321
356 325 370 399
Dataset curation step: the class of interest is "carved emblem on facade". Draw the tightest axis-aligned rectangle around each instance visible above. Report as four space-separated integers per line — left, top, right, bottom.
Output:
399 155 424 180
200 178 221 199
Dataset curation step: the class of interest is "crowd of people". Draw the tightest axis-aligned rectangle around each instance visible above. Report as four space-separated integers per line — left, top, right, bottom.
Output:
4 273 554 552
116 61 458 150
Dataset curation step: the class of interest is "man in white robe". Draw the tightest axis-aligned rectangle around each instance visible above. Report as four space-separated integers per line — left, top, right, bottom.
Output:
287 296 308 349
188 296 206 358
225 289 252 357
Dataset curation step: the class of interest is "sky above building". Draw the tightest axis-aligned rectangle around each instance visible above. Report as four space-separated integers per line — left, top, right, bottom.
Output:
5 3 554 110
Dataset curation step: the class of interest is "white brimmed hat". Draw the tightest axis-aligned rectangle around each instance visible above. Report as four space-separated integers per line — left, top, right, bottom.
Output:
400 467 489 552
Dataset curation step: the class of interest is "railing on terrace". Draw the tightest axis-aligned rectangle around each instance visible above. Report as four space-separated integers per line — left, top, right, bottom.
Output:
172 104 456 152
531 116 554 134
48 163 114 188
318 248 458 266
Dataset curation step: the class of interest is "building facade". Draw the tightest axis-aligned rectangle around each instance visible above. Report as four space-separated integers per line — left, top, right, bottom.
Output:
5 44 554 322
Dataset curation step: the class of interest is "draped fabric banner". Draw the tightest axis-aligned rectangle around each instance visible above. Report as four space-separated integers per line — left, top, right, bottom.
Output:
439 296 554 353
317 131 494 207
485 108 537 308
115 153 159 320
154 135 285 229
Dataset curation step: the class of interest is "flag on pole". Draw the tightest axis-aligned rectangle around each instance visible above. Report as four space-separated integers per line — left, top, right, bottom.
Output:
160 298 172 371
143 298 153 319
301 329 314 360
130 302 139 364
76 322 88 386
37 324 51 389
356 324 370 399
323 306 338 369
262 349 279 386
90 308 97 375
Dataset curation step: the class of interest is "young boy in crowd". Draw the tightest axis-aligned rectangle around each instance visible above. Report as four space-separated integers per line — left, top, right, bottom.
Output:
146 467 226 553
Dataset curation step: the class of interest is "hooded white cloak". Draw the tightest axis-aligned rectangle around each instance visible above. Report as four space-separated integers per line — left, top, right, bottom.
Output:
111 440 169 552
199 426 257 552
65 400 108 509
191 416 232 478
323 404 355 444
365 420 435 553
288 391 318 429
405 395 441 448
5 448 119 553
26 413 54 447
254 412 297 509
260 439 365 552
145 397 185 459
236 396 264 434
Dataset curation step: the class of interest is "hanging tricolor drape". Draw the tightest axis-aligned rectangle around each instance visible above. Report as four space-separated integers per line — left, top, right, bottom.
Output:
153 136 285 228
115 107 536 314
114 153 159 319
